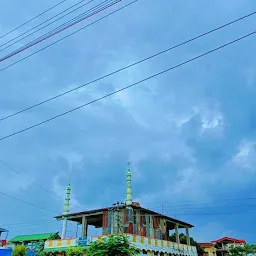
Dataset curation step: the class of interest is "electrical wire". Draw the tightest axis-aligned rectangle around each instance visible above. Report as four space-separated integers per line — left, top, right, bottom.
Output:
0 0 68 39
0 29 255 141
0 218 58 227
0 159 84 211
0 160 62 199
4 220 57 229
0 8 255 121
153 204 256 212
0 190 59 213
0 0 96 50
0 0 120 63
0 0 139 72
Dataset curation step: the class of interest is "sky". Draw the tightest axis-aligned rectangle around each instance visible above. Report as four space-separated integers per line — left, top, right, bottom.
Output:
0 0 256 244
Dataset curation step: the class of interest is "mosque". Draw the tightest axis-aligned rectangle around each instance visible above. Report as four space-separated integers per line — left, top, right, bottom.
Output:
43 164 198 256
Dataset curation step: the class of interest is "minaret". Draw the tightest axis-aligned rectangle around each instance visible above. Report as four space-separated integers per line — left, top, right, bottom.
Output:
125 162 132 206
61 178 71 239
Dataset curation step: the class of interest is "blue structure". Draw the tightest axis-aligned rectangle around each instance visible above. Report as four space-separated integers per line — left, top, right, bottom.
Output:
0 249 12 256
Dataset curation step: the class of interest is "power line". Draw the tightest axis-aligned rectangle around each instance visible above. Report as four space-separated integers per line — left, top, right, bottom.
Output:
2 200 255 229
0 0 120 63
0 0 96 50
0 159 62 200
4 220 57 229
0 159 84 211
0 190 58 213
0 0 139 72
153 197 256 207
153 203 256 211
0 9 255 121
0 218 57 227
0 0 68 39
0 29 255 141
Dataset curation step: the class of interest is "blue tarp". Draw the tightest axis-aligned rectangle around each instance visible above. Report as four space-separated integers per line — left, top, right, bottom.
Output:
0 249 12 256
0 249 36 256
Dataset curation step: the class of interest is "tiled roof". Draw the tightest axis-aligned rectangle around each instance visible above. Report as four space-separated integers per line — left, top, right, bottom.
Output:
211 237 246 244
199 242 214 247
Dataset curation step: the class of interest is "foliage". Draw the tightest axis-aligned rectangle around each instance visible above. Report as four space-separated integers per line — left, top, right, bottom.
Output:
12 245 26 256
33 240 45 256
66 246 84 256
229 244 256 256
169 233 204 256
86 234 140 256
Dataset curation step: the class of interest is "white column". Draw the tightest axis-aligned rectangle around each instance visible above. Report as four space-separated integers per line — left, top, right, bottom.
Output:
82 215 88 237
186 227 190 245
175 223 180 243
61 218 67 239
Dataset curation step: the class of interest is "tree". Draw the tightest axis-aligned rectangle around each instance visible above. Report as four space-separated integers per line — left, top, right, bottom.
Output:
66 246 84 256
33 240 45 256
169 233 204 256
229 244 256 256
12 245 26 256
86 234 140 256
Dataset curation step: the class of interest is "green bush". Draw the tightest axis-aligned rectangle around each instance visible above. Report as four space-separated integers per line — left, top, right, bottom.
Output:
66 246 84 256
12 245 26 256
86 235 140 256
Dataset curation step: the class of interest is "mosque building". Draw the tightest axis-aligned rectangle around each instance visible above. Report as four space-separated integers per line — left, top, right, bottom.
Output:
43 164 198 256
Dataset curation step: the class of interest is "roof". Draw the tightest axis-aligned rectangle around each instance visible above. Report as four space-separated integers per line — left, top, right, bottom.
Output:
0 228 8 233
199 242 214 247
211 237 246 244
10 233 60 243
55 204 194 228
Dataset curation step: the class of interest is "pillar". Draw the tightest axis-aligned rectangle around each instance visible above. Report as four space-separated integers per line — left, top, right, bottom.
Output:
82 215 88 237
175 223 180 243
186 227 190 245
61 218 67 239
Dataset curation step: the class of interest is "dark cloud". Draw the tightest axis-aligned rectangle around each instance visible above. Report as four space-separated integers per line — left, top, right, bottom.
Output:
1 0 256 244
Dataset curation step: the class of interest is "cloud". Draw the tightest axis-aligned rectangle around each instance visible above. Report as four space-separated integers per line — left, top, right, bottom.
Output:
1 0 256 244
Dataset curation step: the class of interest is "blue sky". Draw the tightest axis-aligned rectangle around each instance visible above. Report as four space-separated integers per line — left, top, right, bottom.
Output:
0 0 256 244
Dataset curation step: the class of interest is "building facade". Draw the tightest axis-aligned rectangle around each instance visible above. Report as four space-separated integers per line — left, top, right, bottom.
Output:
200 237 246 256
43 165 198 256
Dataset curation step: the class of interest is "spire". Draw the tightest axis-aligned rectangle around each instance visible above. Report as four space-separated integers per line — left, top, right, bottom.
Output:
63 178 71 216
125 162 132 206
61 178 71 239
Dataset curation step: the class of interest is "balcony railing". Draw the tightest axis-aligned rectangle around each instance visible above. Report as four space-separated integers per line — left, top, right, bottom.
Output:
44 235 198 256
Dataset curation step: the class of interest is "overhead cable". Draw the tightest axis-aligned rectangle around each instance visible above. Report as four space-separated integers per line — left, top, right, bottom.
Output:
0 8 255 120
0 0 139 72
0 29 255 141
0 0 68 39
0 0 120 63
0 0 96 50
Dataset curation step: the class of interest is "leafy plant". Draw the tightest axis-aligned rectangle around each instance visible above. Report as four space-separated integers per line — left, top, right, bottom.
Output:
34 240 45 256
169 233 204 256
12 245 26 256
86 235 140 256
229 244 256 256
66 246 84 256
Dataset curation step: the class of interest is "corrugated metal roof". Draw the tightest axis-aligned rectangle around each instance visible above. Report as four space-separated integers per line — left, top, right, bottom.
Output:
55 204 194 228
199 242 214 247
10 233 59 243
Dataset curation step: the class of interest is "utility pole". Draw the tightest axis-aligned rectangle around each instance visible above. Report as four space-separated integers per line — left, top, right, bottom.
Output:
112 201 124 234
